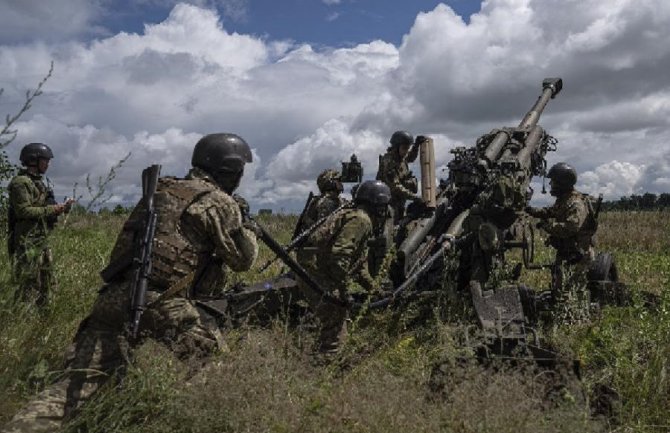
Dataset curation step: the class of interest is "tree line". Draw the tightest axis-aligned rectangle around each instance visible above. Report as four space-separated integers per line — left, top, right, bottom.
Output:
600 192 670 211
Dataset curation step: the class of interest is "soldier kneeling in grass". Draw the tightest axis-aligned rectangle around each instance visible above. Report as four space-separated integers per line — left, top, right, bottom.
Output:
1 133 258 433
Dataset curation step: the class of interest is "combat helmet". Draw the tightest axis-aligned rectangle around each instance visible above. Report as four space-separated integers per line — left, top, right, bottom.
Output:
354 180 391 206
192 133 252 173
389 130 413 148
192 133 252 193
317 169 342 194
547 162 577 195
20 143 54 166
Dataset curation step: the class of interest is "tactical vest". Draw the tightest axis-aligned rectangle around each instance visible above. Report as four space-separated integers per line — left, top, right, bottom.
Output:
148 177 217 289
104 177 219 290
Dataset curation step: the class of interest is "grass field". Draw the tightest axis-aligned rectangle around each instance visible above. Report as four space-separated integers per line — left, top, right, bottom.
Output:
0 211 669 432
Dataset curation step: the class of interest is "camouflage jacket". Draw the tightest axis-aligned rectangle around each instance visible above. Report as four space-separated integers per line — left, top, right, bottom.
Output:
105 167 258 297
296 192 347 235
376 147 418 206
7 169 60 254
297 207 375 295
528 190 597 260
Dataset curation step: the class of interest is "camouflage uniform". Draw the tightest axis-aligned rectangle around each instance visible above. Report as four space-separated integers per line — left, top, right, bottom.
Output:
1 167 257 433
376 146 418 222
296 192 347 235
528 190 597 325
7 169 61 305
296 207 376 352
294 169 346 236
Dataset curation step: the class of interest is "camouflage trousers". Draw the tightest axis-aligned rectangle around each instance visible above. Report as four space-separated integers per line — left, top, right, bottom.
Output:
550 260 591 326
11 246 54 307
1 282 224 433
297 279 349 354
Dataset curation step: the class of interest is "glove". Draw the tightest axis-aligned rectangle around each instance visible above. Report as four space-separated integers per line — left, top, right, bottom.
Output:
414 135 428 145
243 220 262 237
232 194 250 220
63 198 76 213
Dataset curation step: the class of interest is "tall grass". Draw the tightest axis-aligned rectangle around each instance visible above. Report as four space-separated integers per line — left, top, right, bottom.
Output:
0 210 668 432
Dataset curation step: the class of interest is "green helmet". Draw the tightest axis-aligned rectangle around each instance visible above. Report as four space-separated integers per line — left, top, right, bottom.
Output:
191 133 252 174
547 162 577 195
354 180 391 206
20 143 54 166
316 169 342 193
390 130 413 148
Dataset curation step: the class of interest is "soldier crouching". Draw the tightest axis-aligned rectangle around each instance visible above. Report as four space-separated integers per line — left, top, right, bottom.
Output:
526 162 598 326
296 180 391 354
1 133 258 433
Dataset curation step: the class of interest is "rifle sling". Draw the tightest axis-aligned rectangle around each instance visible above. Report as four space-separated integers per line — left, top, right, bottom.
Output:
148 270 196 306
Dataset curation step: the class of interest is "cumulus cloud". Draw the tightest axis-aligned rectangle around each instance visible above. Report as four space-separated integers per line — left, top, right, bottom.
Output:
2 0 670 211
579 160 646 198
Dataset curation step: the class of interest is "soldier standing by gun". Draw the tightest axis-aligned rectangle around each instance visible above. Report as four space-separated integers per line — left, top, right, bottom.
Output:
526 162 598 325
376 130 424 223
293 168 347 237
7 143 74 306
296 180 391 353
2 133 258 433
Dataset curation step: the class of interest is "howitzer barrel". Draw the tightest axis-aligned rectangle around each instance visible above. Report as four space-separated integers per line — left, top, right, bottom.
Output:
518 78 562 129
483 78 562 164
515 125 545 169
483 131 510 164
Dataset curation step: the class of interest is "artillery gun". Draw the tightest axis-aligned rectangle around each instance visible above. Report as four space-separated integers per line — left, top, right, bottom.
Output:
387 78 566 360
391 78 628 362
395 78 562 285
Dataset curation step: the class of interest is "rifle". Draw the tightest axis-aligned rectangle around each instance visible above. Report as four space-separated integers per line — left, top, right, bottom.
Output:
258 200 350 272
128 164 161 339
44 178 58 230
291 191 314 241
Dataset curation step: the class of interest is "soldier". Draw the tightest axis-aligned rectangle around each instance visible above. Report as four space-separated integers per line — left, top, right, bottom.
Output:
376 130 424 223
296 180 391 353
526 162 598 325
7 143 74 306
294 169 347 236
1 133 258 433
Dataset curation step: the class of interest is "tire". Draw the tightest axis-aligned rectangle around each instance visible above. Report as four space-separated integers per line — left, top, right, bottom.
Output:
588 252 618 282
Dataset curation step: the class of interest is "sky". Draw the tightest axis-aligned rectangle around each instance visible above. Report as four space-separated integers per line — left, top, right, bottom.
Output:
1 0 669 211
